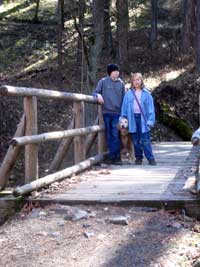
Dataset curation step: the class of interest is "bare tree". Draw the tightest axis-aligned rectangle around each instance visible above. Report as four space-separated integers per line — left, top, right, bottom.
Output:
33 0 40 23
88 0 105 89
150 0 158 49
181 0 196 54
74 0 105 90
57 0 64 91
76 0 86 65
103 0 113 57
196 0 200 71
116 0 129 73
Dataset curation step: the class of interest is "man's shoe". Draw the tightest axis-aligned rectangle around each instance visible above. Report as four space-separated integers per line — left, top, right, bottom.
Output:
149 159 156 165
104 159 112 164
135 159 142 165
103 156 112 164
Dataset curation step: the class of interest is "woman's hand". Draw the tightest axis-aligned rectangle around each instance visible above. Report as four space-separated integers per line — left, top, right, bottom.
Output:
147 123 153 129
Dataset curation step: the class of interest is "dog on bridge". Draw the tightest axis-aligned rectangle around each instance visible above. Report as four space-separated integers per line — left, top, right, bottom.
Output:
117 117 134 163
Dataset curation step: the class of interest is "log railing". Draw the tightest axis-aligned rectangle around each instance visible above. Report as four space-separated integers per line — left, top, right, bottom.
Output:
191 128 200 194
0 85 106 195
197 155 200 194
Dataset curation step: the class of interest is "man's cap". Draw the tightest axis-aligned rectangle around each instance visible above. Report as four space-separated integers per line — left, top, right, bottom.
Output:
107 63 119 76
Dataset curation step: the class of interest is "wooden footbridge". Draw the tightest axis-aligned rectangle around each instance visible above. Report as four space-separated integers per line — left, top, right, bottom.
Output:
0 86 200 222
35 142 200 219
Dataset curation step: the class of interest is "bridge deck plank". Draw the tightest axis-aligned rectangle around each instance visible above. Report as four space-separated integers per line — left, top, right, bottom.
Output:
35 142 200 207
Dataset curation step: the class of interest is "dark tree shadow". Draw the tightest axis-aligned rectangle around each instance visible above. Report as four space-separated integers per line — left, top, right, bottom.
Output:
105 210 182 267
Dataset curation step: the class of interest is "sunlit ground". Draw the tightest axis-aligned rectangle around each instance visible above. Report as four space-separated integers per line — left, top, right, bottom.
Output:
125 67 187 91
0 1 20 13
156 231 200 265
144 68 186 90
0 0 57 21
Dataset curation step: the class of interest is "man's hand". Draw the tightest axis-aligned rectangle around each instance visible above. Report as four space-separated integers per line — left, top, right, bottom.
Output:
96 93 104 104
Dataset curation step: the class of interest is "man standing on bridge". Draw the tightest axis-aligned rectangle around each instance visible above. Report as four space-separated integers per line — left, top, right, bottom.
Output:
93 64 125 164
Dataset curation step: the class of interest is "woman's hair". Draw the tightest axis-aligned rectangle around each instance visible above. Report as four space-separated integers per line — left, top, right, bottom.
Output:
131 72 145 88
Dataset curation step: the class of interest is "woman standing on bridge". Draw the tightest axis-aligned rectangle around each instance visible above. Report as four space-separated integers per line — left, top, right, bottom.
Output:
121 72 156 165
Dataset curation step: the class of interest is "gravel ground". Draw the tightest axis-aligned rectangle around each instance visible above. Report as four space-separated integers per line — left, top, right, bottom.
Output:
1 204 200 267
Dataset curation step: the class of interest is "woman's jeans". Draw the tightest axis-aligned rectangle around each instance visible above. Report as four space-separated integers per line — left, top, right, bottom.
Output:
130 114 154 161
103 113 120 160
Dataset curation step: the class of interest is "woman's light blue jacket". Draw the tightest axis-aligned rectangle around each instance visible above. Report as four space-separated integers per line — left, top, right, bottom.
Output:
120 87 155 133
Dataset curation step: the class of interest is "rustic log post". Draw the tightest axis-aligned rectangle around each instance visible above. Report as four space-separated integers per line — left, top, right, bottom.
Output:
73 101 86 163
98 105 106 154
0 115 25 190
24 97 38 183
48 118 75 173
196 150 200 194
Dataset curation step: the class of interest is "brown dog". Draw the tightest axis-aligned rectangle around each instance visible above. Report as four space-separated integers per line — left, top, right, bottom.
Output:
117 117 134 163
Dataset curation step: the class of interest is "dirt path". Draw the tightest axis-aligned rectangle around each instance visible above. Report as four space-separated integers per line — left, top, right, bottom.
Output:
1 203 200 267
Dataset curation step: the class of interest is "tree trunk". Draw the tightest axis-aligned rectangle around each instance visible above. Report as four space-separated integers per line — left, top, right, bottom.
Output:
150 0 158 49
196 0 200 71
87 0 105 89
57 0 64 91
116 0 129 73
76 0 86 93
61 0 64 30
73 0 106 90
33 0 40 23
181 0 196 54
103 0 113 57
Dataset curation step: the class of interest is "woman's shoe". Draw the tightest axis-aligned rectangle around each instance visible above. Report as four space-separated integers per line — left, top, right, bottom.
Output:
148 159 156 165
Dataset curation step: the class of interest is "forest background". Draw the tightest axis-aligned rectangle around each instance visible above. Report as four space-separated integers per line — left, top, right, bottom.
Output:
0 0 199 184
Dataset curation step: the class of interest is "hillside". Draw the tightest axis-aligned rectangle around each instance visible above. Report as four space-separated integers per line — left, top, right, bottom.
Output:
0 0 198 185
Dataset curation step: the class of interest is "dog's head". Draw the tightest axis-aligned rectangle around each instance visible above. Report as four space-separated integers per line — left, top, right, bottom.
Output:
118 117 128 129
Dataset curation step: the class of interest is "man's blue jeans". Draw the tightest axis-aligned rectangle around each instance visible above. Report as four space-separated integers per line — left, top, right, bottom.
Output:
103 113 120 160
130 114 154 160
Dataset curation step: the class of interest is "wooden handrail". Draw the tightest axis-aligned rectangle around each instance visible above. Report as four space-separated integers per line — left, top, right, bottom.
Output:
12 125 105 146
0 85 106 192
0 85 99 104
